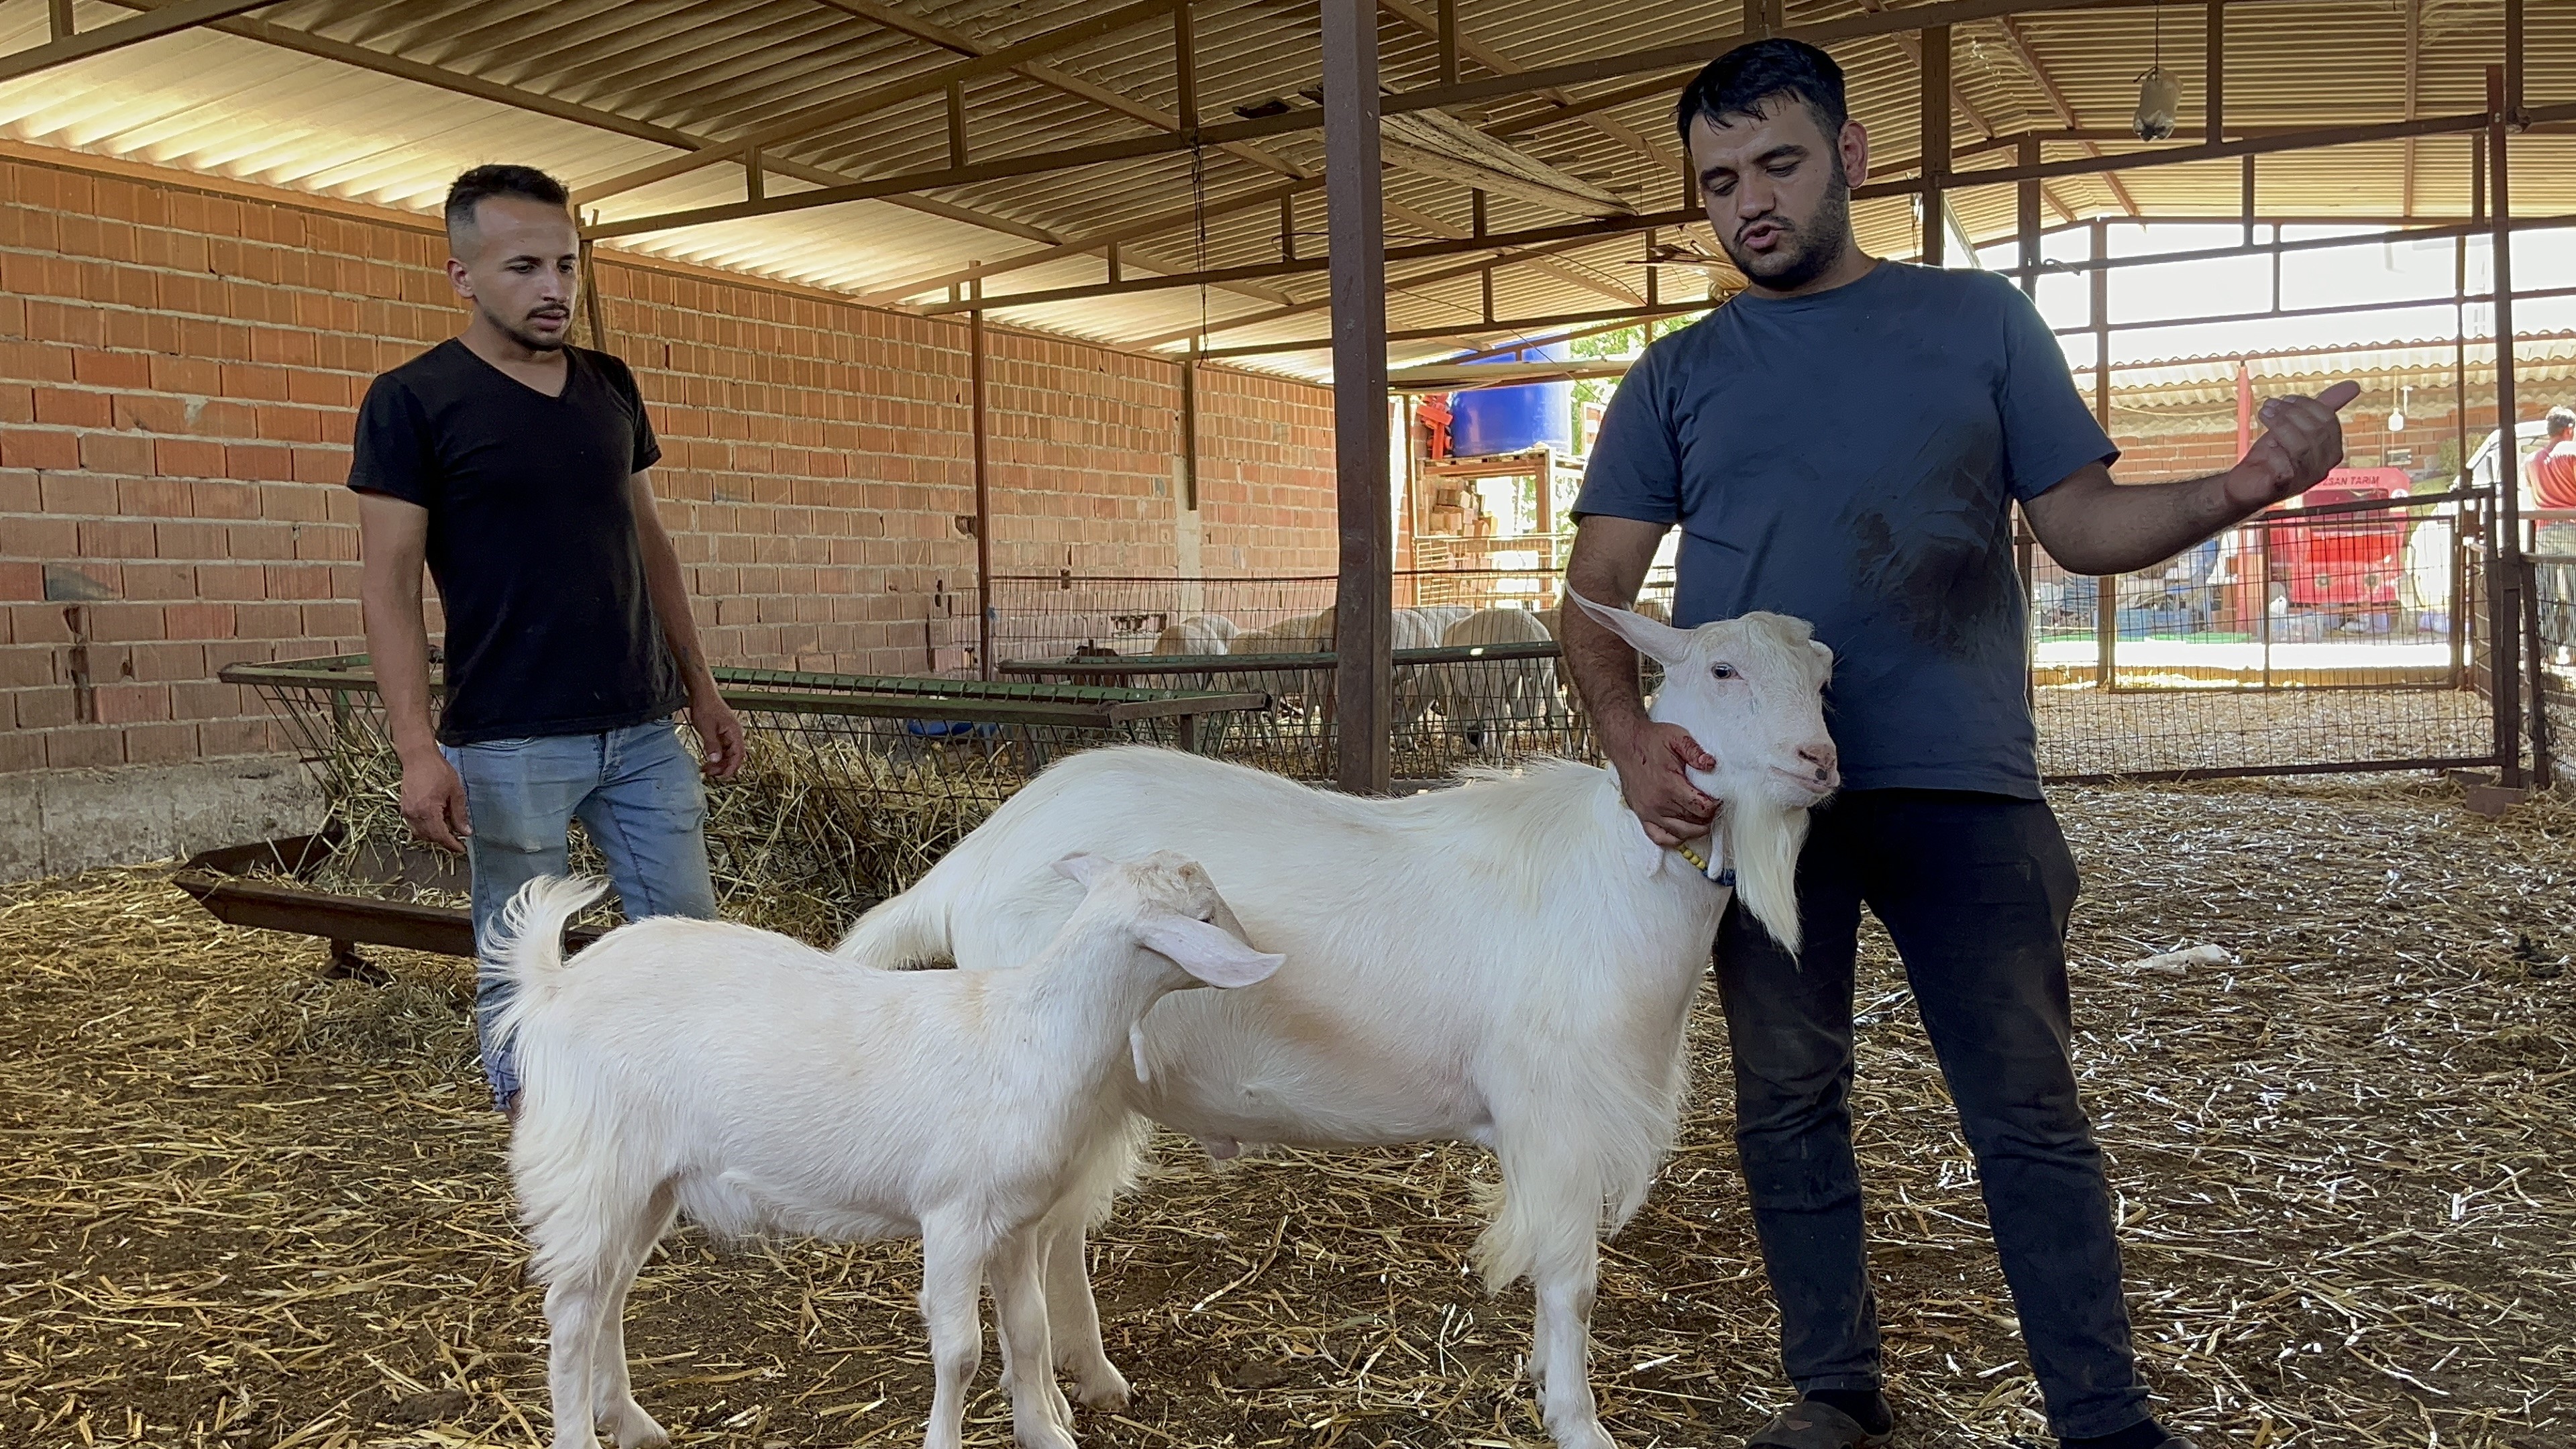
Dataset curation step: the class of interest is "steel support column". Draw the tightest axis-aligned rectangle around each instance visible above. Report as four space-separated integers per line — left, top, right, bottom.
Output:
2090 219 2115 691
1921 24 1950 266
1323 0 1391 794
2487 66 2523 784
969 283 994 681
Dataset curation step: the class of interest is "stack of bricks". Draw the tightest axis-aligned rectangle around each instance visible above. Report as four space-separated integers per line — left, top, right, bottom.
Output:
0 149 1343 781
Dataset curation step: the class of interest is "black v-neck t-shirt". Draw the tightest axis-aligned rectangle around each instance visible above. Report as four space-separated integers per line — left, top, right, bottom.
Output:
347 339 683 745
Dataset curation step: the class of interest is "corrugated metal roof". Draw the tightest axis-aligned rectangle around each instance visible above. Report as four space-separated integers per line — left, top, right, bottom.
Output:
0 0 2565 380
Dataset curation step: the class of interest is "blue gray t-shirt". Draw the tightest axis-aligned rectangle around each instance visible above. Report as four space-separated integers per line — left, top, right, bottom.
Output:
1573 262 2115 798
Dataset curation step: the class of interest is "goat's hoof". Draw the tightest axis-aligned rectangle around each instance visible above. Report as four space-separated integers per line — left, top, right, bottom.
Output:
1071 1362 1131 1410
1546 1419 1616 1449
603 1399 669 1448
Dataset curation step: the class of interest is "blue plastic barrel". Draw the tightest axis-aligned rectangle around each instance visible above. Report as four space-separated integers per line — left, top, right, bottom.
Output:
1450 341 1574 457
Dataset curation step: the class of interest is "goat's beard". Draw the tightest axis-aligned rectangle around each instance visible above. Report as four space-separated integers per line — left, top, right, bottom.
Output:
1726 802 1811 957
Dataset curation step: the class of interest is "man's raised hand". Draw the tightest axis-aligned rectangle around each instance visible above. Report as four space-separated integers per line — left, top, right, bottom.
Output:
2224 379 2363 511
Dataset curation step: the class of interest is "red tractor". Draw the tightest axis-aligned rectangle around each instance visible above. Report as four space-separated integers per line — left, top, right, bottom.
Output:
2263 466 2412 620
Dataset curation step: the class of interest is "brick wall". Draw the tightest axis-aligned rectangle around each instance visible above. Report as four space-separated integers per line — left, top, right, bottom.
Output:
0 150 1342 780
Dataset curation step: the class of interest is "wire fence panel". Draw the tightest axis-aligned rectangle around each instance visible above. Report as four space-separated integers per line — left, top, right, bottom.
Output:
2029 495 2500 782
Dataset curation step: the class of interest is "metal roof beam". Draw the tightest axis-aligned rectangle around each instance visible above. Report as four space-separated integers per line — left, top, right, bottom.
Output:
586 0 2294 240
1191 297 1717 360
1125 233 1626 349
855 175 1322 306
810 0 1305 181
1851 0 2078 221
902 107 2516 317
1994 14 2141 217
0 0 277 84
91 1 1302 307
572 0 1192 205
1377 0 1679 173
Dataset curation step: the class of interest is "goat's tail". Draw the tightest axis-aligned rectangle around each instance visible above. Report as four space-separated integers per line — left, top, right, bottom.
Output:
488 875 611 1052
831 876 956 966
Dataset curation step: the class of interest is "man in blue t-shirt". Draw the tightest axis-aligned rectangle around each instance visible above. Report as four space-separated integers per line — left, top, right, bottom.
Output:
1564 41 2356 1449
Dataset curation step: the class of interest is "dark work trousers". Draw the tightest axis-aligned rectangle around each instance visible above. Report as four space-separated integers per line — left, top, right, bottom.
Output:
1713 789 2151 1440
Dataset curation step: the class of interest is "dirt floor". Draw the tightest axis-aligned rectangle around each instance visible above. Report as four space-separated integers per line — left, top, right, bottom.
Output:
2 776 2571 1449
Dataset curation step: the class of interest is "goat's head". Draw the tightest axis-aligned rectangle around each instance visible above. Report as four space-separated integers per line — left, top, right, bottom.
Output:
1569 595 1838 951
1053 850 1282 989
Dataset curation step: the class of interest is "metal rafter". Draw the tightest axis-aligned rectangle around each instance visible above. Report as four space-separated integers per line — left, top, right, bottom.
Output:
1995 14 2142 216
2402 0 2421 216
1377 0 1680 173
1851 0 2078 221
0 0 277 83
1128 232 1627 350
92 0 1314 308
572 0 1191 205
810 0 1305 182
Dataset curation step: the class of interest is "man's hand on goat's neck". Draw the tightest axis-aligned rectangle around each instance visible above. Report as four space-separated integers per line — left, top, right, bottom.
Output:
1609 718 1720 849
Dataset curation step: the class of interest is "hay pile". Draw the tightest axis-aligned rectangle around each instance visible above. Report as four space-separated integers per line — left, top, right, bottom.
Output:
3 776 2571 1447
290 729 1021 944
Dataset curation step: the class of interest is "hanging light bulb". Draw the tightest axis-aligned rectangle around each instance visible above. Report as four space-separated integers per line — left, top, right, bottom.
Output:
2389 384 2410 434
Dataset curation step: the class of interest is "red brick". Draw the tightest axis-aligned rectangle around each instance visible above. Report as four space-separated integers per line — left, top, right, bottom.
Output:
31 387 109 428
46 727 125 769
164 602 235 639
15 685 77 729
0 643 51 686
171 680 242 719
196 564 264 602
71 348 151 390
38 472 115 515
189 479 260 519
223 442 291 481
0 729 40 773
119 562 194 600
198 717 273 757
76 519 155 559
219 363 288 401
0 561 38 599
152 520 224 559
113 393 195 434
7 604 74 645
126 641 203 681
2 427 79 471
83 602 164 642
149 354 223 396
123 721 198 764
263 563 331 600
117 475 193 516
232 602 301 637
290 445 345 486
78 431 154 475
152 437 226 479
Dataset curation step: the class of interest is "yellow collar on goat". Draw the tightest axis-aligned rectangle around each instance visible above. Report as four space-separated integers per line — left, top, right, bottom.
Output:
1672 835 1734 887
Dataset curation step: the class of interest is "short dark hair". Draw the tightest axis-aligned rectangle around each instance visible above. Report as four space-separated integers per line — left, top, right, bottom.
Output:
2549 405 2576 438
444 164 570 241
1674 38 1849 150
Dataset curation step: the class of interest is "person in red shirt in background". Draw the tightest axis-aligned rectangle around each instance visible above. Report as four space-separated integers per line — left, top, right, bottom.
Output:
2530 406 2576 664
2531 407 2576 512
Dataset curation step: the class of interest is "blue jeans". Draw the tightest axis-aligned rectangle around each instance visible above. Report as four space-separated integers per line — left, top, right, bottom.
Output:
1713 790 2151 1440
443 720 716 1110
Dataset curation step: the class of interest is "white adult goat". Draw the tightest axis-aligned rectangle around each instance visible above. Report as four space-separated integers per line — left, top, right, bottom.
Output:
1438 604 1567 749
837 598 1837 1449
497 854 1281 1449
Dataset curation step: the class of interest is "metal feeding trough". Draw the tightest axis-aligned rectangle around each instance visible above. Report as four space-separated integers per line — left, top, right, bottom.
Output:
177 656 1269 959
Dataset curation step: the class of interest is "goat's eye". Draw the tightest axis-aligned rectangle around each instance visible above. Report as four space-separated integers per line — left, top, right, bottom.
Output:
1711 662 1738 680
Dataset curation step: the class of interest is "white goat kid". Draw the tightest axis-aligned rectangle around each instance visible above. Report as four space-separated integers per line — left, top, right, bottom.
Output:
837 600 1837 1449
497 854 1281 1449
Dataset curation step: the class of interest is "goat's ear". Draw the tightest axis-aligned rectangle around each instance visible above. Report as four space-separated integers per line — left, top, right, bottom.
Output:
1136 911 1283 989
1809 638 1835 674
1566 589 1693 667
1053 851 1113 888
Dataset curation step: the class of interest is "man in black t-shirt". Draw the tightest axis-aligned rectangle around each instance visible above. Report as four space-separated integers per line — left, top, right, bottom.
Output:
350 164 743 1116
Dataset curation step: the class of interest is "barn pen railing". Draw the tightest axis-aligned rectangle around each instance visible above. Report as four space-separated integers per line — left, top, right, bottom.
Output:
183 657 1268 957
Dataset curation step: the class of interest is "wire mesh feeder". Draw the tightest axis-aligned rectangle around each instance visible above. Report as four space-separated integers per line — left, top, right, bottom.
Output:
1004 641 1668 784
214 656 1265 943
